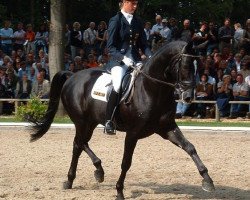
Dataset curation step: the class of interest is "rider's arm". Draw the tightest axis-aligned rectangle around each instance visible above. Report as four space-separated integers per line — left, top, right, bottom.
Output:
107 17 124 62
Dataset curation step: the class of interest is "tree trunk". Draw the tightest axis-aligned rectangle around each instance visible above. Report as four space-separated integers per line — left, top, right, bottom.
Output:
49 0 65 116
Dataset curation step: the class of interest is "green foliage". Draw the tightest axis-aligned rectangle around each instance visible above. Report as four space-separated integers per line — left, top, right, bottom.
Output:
1 0 249 30
16 97 48 121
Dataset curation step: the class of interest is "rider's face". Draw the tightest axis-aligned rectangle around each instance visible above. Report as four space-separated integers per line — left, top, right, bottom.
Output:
122 1 138 14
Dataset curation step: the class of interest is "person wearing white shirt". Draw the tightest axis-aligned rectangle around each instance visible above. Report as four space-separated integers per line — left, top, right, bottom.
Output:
160 19 171 43
151 15 163 52
13 22 26 51
0 20 13 56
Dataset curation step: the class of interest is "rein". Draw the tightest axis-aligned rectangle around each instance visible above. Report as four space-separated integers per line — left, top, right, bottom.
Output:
130 52 198 88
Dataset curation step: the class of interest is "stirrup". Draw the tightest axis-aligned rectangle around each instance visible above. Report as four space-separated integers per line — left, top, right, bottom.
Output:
104 120 116 135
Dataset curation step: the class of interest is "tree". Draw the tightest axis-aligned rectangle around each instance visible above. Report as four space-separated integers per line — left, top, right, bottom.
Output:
49 0 65 116
49 0 65 78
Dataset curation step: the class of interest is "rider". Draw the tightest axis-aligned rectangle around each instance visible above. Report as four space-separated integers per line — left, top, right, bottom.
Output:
105 0 152 134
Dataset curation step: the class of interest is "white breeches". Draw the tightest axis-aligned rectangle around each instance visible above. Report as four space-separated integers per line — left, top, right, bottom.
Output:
111 64 129 92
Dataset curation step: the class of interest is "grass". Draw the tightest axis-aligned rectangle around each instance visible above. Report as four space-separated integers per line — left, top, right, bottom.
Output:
0 115 250 127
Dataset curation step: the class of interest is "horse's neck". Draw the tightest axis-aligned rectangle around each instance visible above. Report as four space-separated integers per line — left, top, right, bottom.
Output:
143 52 172 79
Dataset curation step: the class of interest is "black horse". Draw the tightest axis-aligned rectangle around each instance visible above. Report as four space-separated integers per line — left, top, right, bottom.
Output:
29 41 215 200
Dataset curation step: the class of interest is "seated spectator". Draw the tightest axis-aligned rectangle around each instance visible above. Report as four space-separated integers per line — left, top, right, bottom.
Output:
2 55 12 68
86 54 99 68
31 73 50 99
29 66 36 83
79 49 87 61
221 46 230 61
245 73 250 118
175 101 191 119
203 68 216 94
228 74 250 118
0 66 8 96
15 74 32 99
10 50 17 62
5 69 18 98
230 68 237 85
204 55 216 77
17 61 30 80
6 61 17 76
0 49 5 66
213 53 222 70
16 48 25 61
39 68 49 81
64 53 72 71
238 61 250 80
218 59 228 73
214 68 223 84
175 89 193 119
68 62 75 72
73 56 84 72
195 74 214 118
231 53 242 72
98 53 109 67
216 74 233 117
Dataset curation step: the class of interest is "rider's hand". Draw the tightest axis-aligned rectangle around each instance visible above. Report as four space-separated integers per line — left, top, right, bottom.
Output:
135 62 143 69
122 56 134 67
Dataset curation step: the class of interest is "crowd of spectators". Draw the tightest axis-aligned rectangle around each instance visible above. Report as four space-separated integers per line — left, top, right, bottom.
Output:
0 16 250 117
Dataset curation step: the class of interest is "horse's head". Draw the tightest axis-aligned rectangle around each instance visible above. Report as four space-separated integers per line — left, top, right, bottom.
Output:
164 41 197 103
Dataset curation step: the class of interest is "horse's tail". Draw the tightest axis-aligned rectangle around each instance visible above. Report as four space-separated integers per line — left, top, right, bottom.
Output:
29 71 73 142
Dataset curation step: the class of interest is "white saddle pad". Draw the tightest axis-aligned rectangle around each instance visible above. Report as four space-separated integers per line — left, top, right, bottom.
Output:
91 73 112 102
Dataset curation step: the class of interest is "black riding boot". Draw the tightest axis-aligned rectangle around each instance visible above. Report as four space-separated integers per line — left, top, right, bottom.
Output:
104 90 119 135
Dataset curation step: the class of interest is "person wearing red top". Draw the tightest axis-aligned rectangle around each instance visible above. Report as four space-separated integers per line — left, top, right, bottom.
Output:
24 24 35 54
86 54 98 68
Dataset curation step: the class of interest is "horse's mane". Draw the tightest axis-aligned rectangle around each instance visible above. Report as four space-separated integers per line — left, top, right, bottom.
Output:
145 40 187 69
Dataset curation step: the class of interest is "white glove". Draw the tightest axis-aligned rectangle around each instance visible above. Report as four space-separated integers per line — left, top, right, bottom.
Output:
122 56 134 67
135 62 143 69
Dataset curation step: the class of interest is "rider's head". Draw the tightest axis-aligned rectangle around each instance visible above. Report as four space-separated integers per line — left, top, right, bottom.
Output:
120 0 138 14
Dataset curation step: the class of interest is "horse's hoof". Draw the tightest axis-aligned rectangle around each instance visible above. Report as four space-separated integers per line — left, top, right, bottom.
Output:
202 179 215 192
63 181 73 189
94 170 104 183
116 193 125 200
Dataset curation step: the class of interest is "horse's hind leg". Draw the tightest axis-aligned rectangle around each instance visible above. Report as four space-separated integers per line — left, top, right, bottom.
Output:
165 127 215 192
63 139 83 189
63 123 104 189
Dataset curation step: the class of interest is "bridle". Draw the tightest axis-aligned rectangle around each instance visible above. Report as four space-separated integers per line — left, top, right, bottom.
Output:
130 52 201 89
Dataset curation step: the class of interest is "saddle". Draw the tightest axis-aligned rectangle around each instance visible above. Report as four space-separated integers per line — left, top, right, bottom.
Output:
91 64 142 104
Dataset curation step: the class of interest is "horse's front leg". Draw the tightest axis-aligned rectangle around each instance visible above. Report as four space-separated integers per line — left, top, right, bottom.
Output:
116 135 138 200
164 127 215 192
82 143 104 183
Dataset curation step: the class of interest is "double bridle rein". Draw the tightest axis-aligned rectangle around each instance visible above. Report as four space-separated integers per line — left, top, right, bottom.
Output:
131 53 201 89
